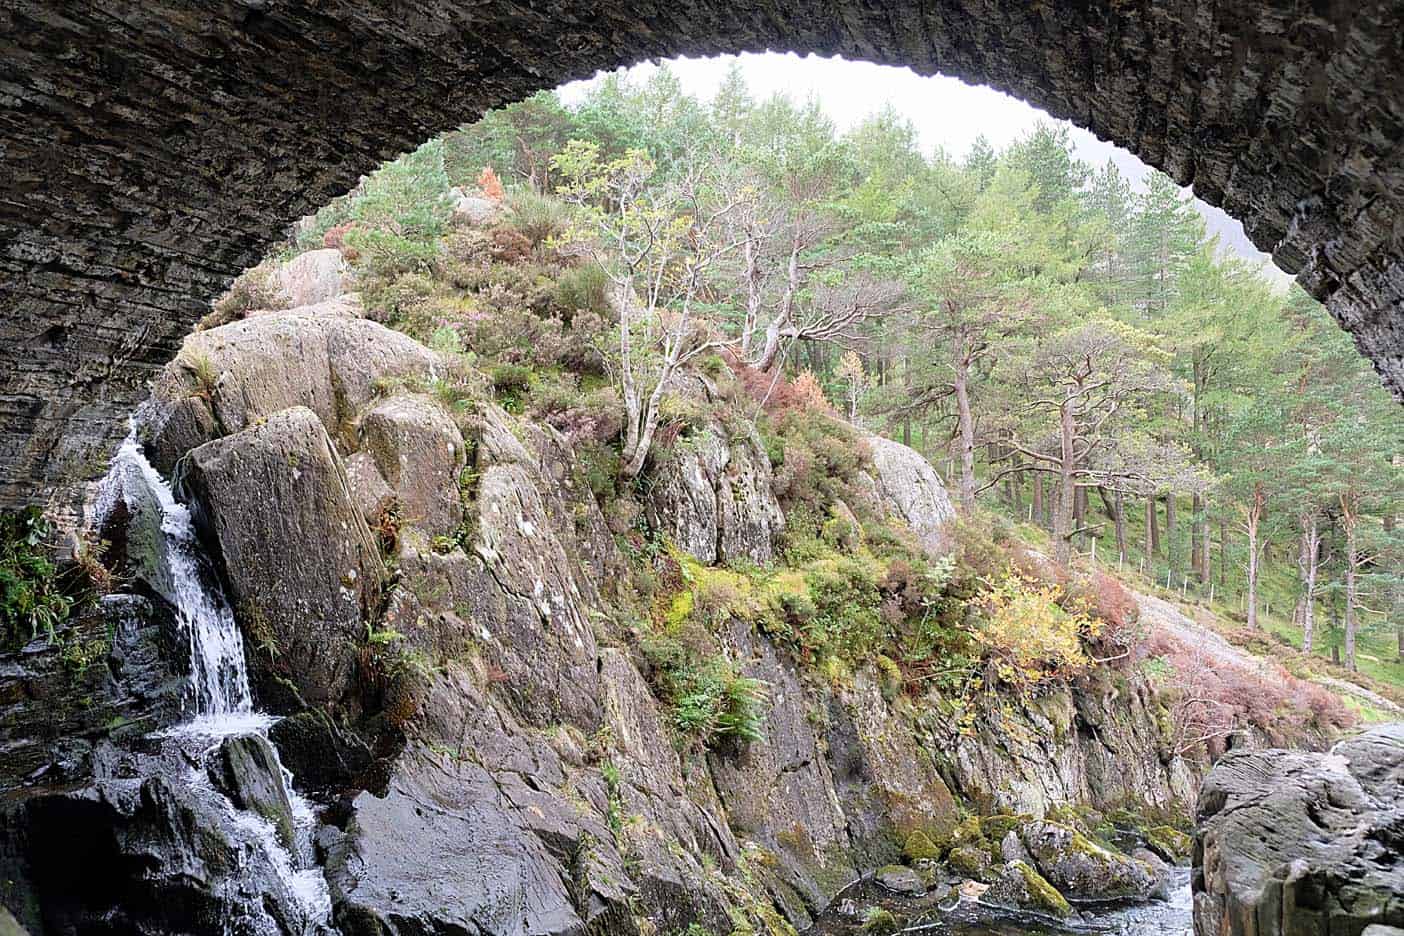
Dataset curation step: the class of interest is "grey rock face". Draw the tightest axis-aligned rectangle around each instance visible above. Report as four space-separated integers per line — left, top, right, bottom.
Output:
647 422 785 566
143 309 438 472
276 248 349 307
358 394 467 539
1194 724 1404 936
176 406 384 706
864 434 956 555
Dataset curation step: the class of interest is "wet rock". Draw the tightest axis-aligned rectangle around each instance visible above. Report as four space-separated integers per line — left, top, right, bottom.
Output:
325 756 579 936
0 771 323 936
874 864 925 896
1194 724 1404 936
1019 820 1159 902
177 406 384 706
358 394 467 539
864 434 955 556
268 707 379 795
209 734 296 848
1131 848 1171 901
984 859 1073 918
0 595 183 788
1145 825 1191 864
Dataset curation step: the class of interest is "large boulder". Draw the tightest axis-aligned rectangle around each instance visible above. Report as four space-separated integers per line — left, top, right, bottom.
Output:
208 735 296 848
276 248 348 307
1194 724 1404 936
176 406 384 706
864 434 955 556
358 395 467 539
1019 820 1161 903
144 309 438 472
984 859 1073 918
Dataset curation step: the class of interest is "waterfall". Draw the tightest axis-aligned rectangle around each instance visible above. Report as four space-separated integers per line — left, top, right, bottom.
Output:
95 424 332 932
98 430 267 730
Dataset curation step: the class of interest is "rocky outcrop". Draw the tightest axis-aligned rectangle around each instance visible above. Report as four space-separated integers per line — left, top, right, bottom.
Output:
143 305 438 473
176 406 385 706
2 311 1208 935
646 412 785 566
1194 724 1404 936
1019 820 1161 902
864 434 956 555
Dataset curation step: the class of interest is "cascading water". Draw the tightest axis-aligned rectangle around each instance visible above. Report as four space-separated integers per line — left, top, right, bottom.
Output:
95 423 333 934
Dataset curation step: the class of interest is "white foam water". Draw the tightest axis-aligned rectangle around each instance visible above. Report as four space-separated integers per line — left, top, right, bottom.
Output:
96 425 332 934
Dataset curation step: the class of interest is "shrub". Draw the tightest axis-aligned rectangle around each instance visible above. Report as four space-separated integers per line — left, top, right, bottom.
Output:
553 263 610 319
975 575 1099 690
344 228 441 279
202 259 287 328
322 220 360 259
1 508 91 649
489 227 533 264
508 188 570 248
803 556 884 660
488 363 533 411
672 659 767 748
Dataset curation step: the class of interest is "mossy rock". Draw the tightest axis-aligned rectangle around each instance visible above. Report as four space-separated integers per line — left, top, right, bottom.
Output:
861 907 900 936
947 845 993 880
980 814 1028 842
1145 825 1192 864
1005 858 1067 920
903 829 942 863
947 815 985 849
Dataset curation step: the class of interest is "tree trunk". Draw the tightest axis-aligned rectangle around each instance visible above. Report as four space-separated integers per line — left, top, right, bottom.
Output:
1164 491 1177 569
1053 399 1076 566
1343 503 1359 673
1191 493 1204 581
1297 514 1321 654
953 363 976 512
1099 486 1126 562
1245 483 1264 629
1200 502 1213 584
1032 475 1044 529
1073 486 1087 547
1146 495 1161 556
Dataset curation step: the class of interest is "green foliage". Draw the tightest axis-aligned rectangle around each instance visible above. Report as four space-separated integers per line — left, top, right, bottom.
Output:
1 508 82 648
641 631 767 751
508 187 571 248
553 263 611 318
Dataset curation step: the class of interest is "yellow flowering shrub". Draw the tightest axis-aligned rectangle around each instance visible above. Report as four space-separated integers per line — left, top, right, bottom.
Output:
975 576 1101 690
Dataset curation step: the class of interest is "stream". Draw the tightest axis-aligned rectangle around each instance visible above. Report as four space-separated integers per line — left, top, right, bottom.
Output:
812 867 1192 936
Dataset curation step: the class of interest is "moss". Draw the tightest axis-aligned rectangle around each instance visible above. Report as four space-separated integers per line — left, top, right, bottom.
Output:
1012 860 1071 918
875 654 903 702
860 907 900 936
1145 825 1192 863
946 844 992 879
902 830 941 863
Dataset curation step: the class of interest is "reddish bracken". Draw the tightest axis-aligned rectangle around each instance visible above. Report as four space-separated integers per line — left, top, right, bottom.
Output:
477 166 506 202
1146 628 1354 759
727 356 838 417
322 220 360 260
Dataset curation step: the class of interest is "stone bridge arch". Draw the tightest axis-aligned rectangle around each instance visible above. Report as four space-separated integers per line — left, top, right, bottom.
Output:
2 1 1402 505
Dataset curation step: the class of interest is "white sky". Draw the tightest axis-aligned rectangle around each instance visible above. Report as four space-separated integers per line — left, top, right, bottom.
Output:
560 53 1292 287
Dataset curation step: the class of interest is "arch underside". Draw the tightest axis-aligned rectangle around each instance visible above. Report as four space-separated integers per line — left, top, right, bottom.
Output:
1 0 1401 506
